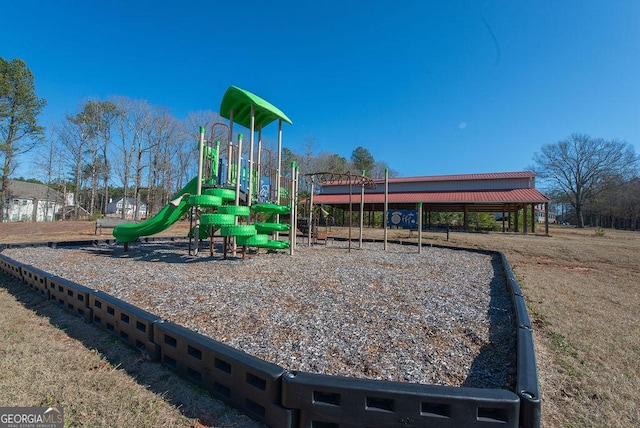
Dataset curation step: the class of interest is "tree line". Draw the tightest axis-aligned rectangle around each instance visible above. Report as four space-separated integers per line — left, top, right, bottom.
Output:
1 57 397 221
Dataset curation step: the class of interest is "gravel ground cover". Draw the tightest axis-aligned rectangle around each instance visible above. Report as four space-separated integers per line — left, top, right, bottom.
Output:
3 239 516 389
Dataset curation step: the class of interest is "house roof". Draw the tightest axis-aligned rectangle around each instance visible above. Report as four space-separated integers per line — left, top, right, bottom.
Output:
6 180 62 201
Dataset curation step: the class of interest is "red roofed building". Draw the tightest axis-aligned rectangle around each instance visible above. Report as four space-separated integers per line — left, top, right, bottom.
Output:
309 171 551 234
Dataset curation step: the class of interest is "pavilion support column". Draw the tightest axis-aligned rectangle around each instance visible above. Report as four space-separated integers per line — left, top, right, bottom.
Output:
514 206 519 233
507 205 512 231
502 205 506 232
523 204 528 234
531 203 536 234
463 205 469 232
428 208 432 230
545 202 550 236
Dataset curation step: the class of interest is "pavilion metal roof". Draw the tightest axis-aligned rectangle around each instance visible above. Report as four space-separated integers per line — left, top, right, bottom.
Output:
310 188 549 212
372 171 536 184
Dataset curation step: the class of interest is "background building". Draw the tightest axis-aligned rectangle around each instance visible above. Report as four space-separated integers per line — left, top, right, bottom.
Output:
2 180 72 222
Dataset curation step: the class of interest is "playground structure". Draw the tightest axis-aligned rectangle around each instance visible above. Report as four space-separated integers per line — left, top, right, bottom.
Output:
109 85 406 257
112 86 297 257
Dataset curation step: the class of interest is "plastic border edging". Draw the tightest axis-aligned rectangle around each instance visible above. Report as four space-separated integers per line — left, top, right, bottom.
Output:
89 290 162 361
500 252 541 428
46 275 93 321
153 319 294 427
0 253 25 281
20 264 50 298
282 371 520 427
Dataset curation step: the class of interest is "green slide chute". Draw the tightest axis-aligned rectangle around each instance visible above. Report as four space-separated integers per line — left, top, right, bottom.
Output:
112 177 198 243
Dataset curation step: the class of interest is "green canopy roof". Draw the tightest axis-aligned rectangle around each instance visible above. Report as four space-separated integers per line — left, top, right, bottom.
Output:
219 86 292 130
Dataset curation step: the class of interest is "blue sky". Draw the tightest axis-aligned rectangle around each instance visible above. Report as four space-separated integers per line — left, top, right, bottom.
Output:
3 0 639 178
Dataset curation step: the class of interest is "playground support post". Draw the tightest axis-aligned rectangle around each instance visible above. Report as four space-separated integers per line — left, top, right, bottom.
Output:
308 178 314 247
295 165 299 250
384 168 389 251
227 111 234 185
275 119 283 237
359 170 365 248
289 161 297 254
215 141 221 179
192 126 206 256
256 125 263 206
234 134 243 207
348 175 352 253
248 104 255 207
233 133 243 256
276 120 283 202
418 202 423 254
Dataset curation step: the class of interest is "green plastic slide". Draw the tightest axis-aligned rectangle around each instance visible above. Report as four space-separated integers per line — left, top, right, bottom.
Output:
112 177 198 243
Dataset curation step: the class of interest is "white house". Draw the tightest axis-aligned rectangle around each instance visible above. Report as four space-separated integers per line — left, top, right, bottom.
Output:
496 204 557 224
535 203 557 224
106 197 147 218
2 180 71 222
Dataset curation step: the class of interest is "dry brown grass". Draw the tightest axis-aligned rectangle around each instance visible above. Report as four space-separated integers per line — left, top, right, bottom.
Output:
0 276 263 427
2 221 639 427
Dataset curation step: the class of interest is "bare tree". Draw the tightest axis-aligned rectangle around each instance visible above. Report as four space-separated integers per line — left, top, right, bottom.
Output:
619 178 640 230
156 114 181 207
58 112 91 220
370 160 399 178
300 135 317 175
128 99 153 220
92 101 118 214
173 121 197 191
34 128 65 221
111 97 133 218
584 174 640 229
532 134 638 227
145 107 180 214
85 127 101 216
184 110 227 157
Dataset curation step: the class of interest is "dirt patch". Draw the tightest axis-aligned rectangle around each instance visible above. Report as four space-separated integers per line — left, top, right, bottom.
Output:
0 220 191 244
